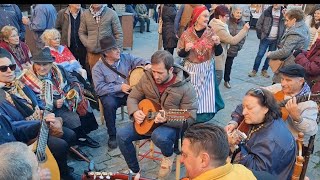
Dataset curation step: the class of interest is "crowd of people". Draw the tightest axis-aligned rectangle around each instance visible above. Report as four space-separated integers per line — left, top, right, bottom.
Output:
0 3 319 180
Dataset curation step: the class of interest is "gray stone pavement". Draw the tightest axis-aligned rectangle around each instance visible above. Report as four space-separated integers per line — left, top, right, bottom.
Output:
69 20 320 180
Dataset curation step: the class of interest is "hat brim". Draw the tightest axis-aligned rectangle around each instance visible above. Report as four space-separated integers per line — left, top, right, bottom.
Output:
31 57 55 63
99 45 118 53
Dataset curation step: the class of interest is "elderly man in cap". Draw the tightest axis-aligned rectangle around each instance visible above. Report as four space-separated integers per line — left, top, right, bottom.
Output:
226 64 318 145
0 48 77 179
92 35 150 149
21 47 100 149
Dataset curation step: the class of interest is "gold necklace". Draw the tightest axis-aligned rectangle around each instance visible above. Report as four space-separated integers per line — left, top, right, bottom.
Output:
247 124 264 141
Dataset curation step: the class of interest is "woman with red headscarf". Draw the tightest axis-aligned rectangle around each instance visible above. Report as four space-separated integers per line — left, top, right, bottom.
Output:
177 5 224 122
209 5 249 86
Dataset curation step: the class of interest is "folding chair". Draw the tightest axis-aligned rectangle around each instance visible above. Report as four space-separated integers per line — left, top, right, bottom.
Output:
135 130 182 180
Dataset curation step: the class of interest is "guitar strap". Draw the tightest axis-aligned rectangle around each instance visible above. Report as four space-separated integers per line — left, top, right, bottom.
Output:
101 57 127 79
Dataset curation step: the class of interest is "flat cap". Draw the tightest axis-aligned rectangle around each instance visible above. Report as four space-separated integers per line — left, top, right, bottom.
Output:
279 64 305 78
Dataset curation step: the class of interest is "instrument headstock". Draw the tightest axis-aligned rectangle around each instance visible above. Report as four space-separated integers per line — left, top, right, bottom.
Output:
165 109 191 122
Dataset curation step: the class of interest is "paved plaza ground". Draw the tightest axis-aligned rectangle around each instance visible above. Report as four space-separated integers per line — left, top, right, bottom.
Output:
69 20 320 180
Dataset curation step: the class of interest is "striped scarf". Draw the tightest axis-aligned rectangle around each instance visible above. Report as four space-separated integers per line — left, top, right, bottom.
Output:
297 82 311 96
21 64 65 95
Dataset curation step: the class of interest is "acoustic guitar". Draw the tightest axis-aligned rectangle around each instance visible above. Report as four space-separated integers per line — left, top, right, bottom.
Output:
237 92 320 136
81 171 153 180
134 99 191 135
30 79 60 179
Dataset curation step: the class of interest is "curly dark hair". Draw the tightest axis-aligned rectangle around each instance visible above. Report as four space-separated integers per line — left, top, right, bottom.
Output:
245 88 281 122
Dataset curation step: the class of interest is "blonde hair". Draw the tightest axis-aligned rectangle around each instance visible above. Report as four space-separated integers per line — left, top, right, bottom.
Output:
41 28 61 46
0 26 18 41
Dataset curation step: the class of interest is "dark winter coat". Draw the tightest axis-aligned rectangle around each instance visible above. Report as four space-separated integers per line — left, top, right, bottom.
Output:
295 39 320 93
226 16 246 57
256 6 285 45
161 4 178 49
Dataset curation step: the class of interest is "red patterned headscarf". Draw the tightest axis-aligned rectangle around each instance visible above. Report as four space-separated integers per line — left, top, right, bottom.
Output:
189 5 208 27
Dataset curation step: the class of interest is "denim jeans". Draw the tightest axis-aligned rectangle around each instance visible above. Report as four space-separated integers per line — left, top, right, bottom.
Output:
100 95 128 138
117 123 178 173
252 38 277 72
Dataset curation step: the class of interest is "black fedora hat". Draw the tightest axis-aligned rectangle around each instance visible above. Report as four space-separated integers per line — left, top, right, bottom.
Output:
99 36 118 53
31 47 55 63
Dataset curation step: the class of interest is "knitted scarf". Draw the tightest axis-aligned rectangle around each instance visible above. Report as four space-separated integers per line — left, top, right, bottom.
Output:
21 63 66 95
89 5 106 24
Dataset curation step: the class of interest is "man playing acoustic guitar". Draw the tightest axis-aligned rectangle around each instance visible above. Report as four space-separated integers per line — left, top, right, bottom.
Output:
117 50 197 179
226 64 318 145
0 49 77 179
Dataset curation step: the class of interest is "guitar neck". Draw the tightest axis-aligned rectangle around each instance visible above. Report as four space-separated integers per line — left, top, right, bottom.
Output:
277 93 311 107
36 111 50 162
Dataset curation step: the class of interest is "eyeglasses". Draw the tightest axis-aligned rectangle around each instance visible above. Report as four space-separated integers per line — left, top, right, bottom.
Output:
0 64 16 72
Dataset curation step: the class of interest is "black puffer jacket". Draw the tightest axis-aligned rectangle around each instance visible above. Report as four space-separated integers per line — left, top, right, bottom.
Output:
162 4 178 49
227 16 247 57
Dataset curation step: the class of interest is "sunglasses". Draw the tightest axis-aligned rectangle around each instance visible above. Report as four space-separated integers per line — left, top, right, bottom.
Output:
248 88 266 104
0 64 16 72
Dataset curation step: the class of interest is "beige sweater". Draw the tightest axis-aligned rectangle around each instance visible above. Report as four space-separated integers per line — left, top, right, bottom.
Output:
209 18 248 70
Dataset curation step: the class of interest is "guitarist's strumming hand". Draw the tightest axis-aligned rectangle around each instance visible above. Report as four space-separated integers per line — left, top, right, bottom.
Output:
154 110 166 124
121 83 131 94
133 110 146 125
285 97 301 122
44 113 57 126
39 168 51 180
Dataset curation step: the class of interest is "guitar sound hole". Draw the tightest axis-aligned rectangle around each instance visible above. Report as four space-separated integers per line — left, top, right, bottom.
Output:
147 110 153 120
37 154 47 163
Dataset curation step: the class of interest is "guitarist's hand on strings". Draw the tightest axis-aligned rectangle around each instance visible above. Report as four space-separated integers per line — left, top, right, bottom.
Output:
55 98 64 108
121 83 131 94
133 110 146 125
154 111 166 124
285 97 301 122
225 123 237 134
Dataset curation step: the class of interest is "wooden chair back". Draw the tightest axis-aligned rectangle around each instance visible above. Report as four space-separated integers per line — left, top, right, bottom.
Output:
291 132 305 180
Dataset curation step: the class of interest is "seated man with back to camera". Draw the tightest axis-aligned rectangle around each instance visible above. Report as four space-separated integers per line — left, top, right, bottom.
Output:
92 35 150 150
117 50 198 179
226 64 318 146
180 123 257 180
0 142 51 180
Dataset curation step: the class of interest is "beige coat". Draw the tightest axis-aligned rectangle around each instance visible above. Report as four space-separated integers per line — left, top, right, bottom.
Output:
209 18 247 70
